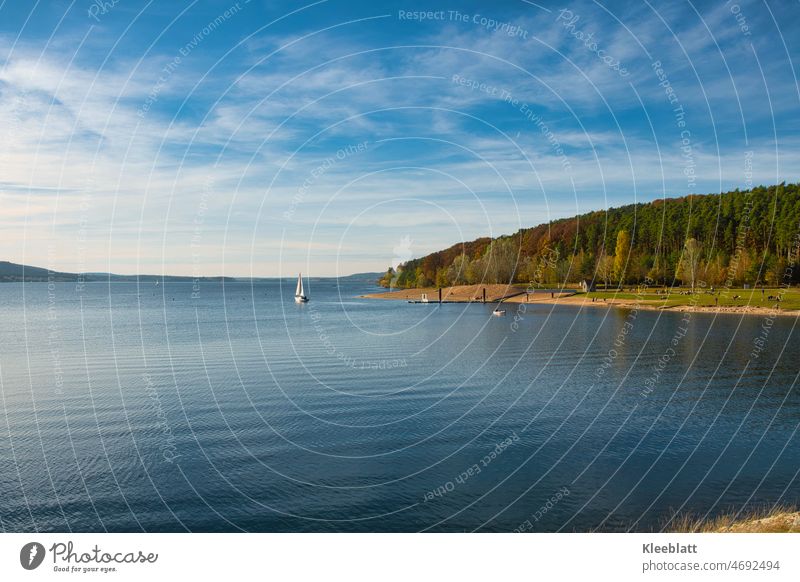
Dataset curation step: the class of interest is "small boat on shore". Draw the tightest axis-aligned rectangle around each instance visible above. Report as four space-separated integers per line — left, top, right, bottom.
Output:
294 273 309 303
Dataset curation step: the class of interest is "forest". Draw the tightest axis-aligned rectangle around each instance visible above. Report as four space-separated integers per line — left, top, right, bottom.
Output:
379 183 800 289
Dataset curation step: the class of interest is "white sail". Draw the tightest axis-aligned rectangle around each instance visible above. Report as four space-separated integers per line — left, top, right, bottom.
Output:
295 273 308 302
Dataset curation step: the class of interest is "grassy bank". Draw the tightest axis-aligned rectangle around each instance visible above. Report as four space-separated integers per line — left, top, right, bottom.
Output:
669 506 800 533
583 287 800 311
365 284 800 314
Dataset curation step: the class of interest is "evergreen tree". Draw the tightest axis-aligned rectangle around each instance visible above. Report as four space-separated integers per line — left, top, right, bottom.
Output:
379 184 800 289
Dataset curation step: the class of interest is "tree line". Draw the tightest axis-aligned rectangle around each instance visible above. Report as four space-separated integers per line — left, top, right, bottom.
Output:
379 183 800 289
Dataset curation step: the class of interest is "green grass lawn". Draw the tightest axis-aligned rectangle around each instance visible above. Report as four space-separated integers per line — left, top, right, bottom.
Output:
581 287 800 310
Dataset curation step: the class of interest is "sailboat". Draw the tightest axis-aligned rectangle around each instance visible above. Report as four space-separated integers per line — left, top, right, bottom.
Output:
294 273 309 303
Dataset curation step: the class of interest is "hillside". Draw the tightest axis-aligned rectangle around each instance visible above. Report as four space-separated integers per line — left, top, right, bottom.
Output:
0 261 60 282
0 261 234 283
380 183 800 289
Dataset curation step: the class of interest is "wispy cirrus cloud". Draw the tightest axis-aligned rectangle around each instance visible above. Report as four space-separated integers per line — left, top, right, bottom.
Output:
0 0 798 276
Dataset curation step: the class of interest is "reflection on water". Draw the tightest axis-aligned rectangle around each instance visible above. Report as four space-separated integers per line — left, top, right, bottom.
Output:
0 280 797 531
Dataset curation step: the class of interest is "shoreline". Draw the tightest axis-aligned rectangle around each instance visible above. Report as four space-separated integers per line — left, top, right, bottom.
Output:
504 292 800 317
362 286 800 318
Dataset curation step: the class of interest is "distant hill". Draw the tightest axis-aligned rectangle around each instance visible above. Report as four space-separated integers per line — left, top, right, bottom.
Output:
380 183 800 289
0 262 384 283
0 261 56 282
0 261 234 283
336 272 385 283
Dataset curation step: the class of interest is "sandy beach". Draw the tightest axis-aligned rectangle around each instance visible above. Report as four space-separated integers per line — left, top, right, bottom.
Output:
360 284 531 302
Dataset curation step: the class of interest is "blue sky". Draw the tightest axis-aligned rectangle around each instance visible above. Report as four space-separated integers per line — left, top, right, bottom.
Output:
1 0 799 276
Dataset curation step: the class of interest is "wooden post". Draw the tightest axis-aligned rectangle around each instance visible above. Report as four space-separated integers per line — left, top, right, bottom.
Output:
482 288 486 303
438 287 442 303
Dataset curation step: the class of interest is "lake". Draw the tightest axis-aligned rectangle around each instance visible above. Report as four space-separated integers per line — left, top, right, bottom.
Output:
0 278 798 532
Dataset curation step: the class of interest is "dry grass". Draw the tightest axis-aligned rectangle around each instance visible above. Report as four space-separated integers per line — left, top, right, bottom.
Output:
668 506 800 533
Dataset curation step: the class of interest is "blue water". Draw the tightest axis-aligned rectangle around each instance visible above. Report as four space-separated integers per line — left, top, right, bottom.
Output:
0 278 798 532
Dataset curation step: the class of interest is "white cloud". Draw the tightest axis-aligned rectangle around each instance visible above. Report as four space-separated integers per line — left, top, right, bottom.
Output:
1 2 798 276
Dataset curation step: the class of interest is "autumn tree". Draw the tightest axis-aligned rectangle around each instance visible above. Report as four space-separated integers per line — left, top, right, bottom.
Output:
596 253 615 289
381 184 800 290
613 230 631 284
677 238 702 290
447 254 469 286
483 238 518 283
